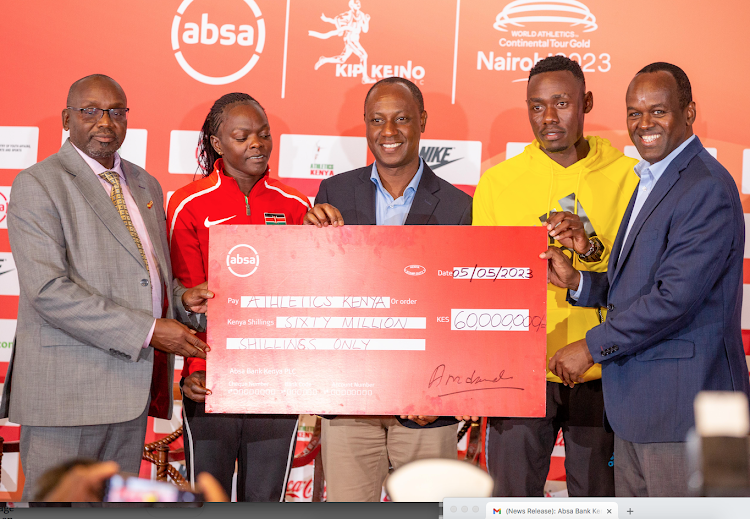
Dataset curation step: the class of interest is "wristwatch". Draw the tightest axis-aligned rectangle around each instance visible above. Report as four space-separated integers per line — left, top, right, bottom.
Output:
578 237 604 263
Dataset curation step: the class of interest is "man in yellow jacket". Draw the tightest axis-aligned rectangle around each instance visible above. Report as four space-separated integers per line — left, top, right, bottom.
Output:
473 56 638 496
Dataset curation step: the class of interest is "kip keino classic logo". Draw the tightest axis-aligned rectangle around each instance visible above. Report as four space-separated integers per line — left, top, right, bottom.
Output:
172 0 265 85
308 0 425 84
226 244 259 277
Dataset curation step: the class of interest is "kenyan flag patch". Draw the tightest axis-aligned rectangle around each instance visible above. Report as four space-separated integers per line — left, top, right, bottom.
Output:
264 213 287 225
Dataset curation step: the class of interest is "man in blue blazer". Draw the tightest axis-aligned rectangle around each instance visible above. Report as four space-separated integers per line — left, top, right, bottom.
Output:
543 62 750 496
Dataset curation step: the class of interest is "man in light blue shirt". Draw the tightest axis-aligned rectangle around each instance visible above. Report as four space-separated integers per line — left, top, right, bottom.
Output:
543 63 749 497
569 134 696 300
304 77 472 501
370 158 424 225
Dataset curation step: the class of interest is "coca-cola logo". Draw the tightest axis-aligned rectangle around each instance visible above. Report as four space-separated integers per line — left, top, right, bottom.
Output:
286 478 314 500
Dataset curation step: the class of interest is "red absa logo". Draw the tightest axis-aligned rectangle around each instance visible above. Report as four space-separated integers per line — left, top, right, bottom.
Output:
0 191 7 226
171 0 265 85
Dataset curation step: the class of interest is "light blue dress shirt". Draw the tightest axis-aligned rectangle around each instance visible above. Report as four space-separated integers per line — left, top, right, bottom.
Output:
370 159 424 226
570 135 696 299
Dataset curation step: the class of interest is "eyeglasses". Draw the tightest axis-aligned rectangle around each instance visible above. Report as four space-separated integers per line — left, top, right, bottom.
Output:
67 106 129 122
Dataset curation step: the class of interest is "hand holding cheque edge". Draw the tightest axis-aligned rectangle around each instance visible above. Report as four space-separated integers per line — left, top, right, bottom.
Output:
540 218 593 386
183 370 210 402
303 203 345 227
540 245 581 292
399 416 481 425
399 415 439 426
182 281 215 314
151 282 214 358
151 320 209 359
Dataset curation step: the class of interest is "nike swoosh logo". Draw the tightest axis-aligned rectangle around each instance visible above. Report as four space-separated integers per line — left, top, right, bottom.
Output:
204 216 237 227
0 270 14 277
429 157 463 170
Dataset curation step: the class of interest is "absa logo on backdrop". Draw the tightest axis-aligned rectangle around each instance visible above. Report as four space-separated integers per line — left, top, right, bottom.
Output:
477 0 611 81
171 0 266 85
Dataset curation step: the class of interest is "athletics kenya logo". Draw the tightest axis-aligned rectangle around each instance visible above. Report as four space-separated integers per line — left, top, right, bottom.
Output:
171 0 266 85
494 0 597 33
226 244 259 277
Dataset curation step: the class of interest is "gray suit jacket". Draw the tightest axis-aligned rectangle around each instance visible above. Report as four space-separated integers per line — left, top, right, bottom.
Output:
1 139 185 426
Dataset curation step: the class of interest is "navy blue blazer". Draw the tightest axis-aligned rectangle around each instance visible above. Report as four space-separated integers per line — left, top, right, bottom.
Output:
573 137 750 443
315 162 473 429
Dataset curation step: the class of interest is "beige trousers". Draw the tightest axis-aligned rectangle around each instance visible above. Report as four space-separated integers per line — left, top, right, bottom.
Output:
321 416 457 502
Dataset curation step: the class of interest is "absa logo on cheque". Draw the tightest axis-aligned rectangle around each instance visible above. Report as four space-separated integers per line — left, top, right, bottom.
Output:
172 0 266 85
227 244 259 277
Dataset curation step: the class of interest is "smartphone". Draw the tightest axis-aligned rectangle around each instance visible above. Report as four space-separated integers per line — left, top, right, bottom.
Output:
103 474 203 503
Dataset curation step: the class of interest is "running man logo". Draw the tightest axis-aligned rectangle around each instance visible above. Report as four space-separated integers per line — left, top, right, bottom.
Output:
308 0 425 83
311 141 335 176
310 0 373 83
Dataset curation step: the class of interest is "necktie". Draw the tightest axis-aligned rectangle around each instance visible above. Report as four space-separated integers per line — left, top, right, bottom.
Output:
99 171 150 273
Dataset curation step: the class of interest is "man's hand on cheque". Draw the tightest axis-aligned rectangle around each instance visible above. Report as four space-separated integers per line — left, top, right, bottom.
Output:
454 415 480 422
183 370 211 402
303 203 345 227
539 246 581 291
151 319 209 359
182 281 214 314
548 339 594 387
400 415 439 427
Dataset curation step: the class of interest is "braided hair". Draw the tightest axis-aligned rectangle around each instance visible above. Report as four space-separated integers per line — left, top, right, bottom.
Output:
197 93 264 176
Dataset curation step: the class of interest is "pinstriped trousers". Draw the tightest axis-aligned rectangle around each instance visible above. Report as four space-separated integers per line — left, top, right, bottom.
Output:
20 403 149 502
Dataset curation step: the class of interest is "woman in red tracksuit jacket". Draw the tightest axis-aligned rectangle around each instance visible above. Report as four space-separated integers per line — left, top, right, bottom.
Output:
167 93 310 501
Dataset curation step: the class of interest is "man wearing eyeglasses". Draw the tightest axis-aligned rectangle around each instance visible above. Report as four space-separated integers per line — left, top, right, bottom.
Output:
2 74 213 502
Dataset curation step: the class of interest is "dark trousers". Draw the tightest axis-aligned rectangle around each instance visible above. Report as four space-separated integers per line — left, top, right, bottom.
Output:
486 379 614 497
181 392 298 502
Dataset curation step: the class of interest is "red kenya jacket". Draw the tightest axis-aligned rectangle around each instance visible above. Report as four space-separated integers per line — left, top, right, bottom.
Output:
167 159 310 376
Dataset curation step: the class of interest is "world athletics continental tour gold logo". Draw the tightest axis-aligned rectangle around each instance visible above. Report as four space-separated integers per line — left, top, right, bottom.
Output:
478 0 610 81
494 0 597 33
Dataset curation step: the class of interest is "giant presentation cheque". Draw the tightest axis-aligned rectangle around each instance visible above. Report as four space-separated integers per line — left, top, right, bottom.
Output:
206 225 547 417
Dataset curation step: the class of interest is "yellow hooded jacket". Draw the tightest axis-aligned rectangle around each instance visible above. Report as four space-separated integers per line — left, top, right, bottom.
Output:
473 136 639 383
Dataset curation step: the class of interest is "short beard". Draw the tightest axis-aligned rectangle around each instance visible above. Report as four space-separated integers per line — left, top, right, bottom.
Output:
84 139 122 159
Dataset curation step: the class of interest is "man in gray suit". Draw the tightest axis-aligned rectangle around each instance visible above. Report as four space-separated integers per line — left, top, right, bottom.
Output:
3 74 212 501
